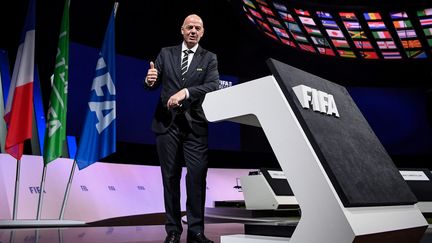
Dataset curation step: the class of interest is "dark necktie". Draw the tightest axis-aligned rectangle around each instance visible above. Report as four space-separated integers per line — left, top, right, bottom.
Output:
181 49 192 81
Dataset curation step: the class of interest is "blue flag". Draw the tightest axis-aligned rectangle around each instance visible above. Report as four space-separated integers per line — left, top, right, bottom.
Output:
76 7 116 170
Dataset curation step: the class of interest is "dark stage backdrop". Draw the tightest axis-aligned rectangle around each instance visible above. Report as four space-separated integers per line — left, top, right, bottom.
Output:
349 87 432 156
66 42 432 168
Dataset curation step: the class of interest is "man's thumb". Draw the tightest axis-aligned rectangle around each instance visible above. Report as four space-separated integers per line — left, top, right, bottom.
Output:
150 61 155 69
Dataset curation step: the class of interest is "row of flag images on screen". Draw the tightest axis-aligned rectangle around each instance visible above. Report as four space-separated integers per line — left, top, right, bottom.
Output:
242 0 432 59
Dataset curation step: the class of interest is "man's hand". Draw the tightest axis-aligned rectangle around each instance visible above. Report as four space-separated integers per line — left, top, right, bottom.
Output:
167 89 187 109
146 61 158 87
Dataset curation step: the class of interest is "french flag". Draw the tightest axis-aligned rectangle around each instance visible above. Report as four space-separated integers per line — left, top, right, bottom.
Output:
4 0 35 160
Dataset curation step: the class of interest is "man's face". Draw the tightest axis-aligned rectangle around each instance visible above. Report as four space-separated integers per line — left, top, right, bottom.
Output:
181 16 204 48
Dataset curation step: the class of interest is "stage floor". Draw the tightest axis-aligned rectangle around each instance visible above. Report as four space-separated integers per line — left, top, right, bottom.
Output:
0 223 431 243
0 223 244 243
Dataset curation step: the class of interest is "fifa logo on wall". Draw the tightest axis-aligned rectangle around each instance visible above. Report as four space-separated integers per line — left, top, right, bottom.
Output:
219 80 232 89
292 84 340 117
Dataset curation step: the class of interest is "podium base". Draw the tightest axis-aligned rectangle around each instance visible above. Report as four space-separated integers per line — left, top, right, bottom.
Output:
221 234 290 243
0 220 86 228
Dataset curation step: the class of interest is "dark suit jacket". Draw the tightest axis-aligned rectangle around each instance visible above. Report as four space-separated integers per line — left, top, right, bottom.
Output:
145 44 219 135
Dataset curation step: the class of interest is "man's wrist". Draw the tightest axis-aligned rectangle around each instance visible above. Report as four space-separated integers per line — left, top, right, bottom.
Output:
184 88 190 99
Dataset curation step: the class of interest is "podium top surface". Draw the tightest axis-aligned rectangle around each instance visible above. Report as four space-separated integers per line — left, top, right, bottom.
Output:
266 58 417 207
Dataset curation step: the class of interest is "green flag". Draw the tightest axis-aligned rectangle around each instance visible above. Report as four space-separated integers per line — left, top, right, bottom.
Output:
43 0 70 164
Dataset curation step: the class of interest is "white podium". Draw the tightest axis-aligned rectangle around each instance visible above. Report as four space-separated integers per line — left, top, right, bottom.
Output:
202 59 427 243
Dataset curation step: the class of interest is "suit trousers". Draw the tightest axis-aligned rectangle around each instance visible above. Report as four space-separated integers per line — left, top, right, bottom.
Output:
156 114 208 234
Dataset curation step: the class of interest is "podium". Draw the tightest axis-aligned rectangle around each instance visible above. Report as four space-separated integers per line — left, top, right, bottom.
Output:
202 59 427 243
240 168 298 210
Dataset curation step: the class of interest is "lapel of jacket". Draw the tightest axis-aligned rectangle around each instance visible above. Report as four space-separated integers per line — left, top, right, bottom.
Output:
184 46 203 86
172 44 182 83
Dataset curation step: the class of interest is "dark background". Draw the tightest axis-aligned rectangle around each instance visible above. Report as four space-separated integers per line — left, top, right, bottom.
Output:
0 0 431 169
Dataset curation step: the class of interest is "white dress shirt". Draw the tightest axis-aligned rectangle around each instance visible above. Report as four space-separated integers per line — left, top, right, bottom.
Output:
181 42 199 99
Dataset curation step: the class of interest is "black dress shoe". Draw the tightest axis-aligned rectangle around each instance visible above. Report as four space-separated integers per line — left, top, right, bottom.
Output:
187 232 214 243
164 231 181 243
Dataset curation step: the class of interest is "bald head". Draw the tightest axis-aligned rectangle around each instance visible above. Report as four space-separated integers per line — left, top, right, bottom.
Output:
182 14 204 28
181 14 204 49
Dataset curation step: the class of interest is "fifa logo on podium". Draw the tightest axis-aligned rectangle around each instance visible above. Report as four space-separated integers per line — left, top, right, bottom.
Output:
292 84 340 117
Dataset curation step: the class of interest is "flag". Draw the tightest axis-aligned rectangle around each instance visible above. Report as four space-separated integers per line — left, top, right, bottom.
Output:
279 12 295 22
349 30 366 39
273 2 286 12
305 27 323 36
256 0 268 6
406 50 424 58
423 28 432 36
292 33 308 43
273 27 289 39
377 41 396 49
260 6 274 16
280 38 295 47
420 18 432 26
299 44 315 53
326 29 344 38
299 17 316 26
4 0 35 160
295 9 310 16
43 0 69 165
401 40 422 48
242 0 256 9
264 31 278 40
354 40 372 49
0 51 10 153
338 50 356 58
417 8 432 17
382 51 401 59
321 20 338 29
361 51 379 59
367 21 386 30
75 5 117 170
393 20 412 29
343 21 361 30
311 36 328 46
363 12 381 20
286 23 301 32
332 39 349 48
246 14 256 24
372 31 391 39
339 12 357 20
317 47 335 56
250 8 263 20
390 12 408 19
407 51 426 59
267 17 283 28
316 11 332 19
257 19 271 32
397 29 417 38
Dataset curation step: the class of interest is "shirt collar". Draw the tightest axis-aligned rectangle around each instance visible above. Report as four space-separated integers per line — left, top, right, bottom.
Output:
182 42 199 53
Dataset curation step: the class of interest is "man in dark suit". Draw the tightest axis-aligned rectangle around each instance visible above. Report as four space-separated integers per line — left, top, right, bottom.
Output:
144 14 219 243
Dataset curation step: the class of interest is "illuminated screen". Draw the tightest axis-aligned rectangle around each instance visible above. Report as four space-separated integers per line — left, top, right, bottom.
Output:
242 0 432 59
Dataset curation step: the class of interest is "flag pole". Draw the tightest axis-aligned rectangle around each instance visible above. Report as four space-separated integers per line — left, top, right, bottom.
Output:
59 160 76 219
36 164 47 219
9 230 14 243
114 2 119 16
12 159 21 220
59 2 118 220
35 229 40 243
